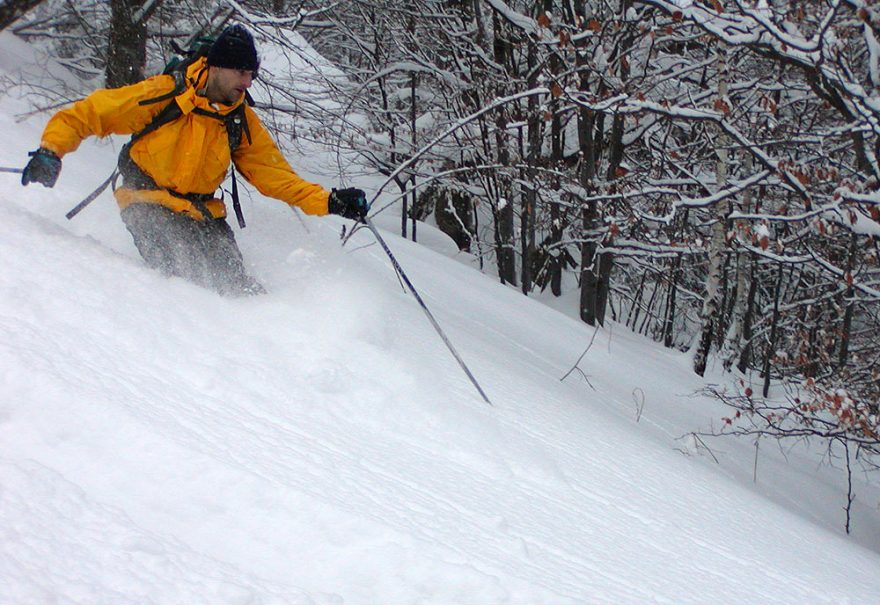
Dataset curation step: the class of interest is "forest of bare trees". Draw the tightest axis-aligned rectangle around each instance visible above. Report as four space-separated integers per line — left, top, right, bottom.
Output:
4 0 880 507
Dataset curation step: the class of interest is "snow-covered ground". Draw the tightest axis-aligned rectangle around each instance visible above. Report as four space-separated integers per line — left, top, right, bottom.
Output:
1 29 879 604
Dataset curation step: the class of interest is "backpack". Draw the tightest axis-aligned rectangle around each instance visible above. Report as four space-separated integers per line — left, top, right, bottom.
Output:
67 36 253 227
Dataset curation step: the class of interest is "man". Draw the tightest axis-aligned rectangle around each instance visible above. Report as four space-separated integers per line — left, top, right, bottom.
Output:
21 24 368 296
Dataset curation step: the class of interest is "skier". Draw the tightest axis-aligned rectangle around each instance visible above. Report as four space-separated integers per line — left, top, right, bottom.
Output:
20 24 368 296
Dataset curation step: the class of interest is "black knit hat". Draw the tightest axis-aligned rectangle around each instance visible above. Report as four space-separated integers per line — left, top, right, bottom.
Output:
207 25 260 72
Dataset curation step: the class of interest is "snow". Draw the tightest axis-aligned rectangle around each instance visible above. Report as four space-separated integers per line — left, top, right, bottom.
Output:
483 0 542 36
2 28 880 604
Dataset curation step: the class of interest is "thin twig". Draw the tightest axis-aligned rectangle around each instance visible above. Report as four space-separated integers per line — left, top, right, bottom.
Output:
561 323 601 382
632 388 645 422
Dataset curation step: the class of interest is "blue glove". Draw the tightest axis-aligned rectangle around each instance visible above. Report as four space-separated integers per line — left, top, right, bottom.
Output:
328 187 369 221
22 148 61 188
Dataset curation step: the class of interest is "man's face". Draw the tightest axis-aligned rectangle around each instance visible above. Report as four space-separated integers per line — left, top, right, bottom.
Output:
205 66 254 105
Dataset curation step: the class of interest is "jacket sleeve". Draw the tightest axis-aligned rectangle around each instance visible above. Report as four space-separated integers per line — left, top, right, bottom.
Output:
232 106 330 216
40 75 176 158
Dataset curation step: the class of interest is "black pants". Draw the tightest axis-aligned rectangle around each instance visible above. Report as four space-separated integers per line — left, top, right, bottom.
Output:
121 203 265 296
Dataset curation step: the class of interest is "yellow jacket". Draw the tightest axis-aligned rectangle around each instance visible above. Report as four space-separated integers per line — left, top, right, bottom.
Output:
40 58 330 220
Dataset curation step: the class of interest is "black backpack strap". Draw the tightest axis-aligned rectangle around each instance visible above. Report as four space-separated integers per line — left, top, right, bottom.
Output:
190 104 248 147
230 165 245 228
221 103 250 149
191 104 250 228
134 100 184 143
117 100 184 190
226 104 248 227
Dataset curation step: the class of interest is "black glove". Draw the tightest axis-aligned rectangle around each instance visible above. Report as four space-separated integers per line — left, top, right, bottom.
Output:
328 187 369 221
22 148 62 188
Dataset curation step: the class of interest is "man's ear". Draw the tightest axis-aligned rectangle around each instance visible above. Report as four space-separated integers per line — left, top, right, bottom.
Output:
201 66 216 94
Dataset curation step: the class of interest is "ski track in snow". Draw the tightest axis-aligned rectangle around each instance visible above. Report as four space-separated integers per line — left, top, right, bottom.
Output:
2 201 879 604
0 460 314 605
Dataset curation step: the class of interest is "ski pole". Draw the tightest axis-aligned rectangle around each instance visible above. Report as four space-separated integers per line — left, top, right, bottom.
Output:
361 216 492 405
0 167 23 174
66 170 116 220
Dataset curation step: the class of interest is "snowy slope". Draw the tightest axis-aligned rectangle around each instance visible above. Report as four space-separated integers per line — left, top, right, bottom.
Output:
2 30 880 604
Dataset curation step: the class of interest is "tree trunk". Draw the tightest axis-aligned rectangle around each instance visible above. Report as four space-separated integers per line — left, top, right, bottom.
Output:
493 10 516 286
595 248 613 326
693 211 727 376
576 18 600 325
663 208 687 348
580 201 600 325
594 111 625 326
762 262 785 398
106 0 158 88
736 257 758 373
547 0 563 297
722 153 753 371
408 8 418 242
694 41 730 376
838 233 858 368
520 39 540 295
663 255 680 348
